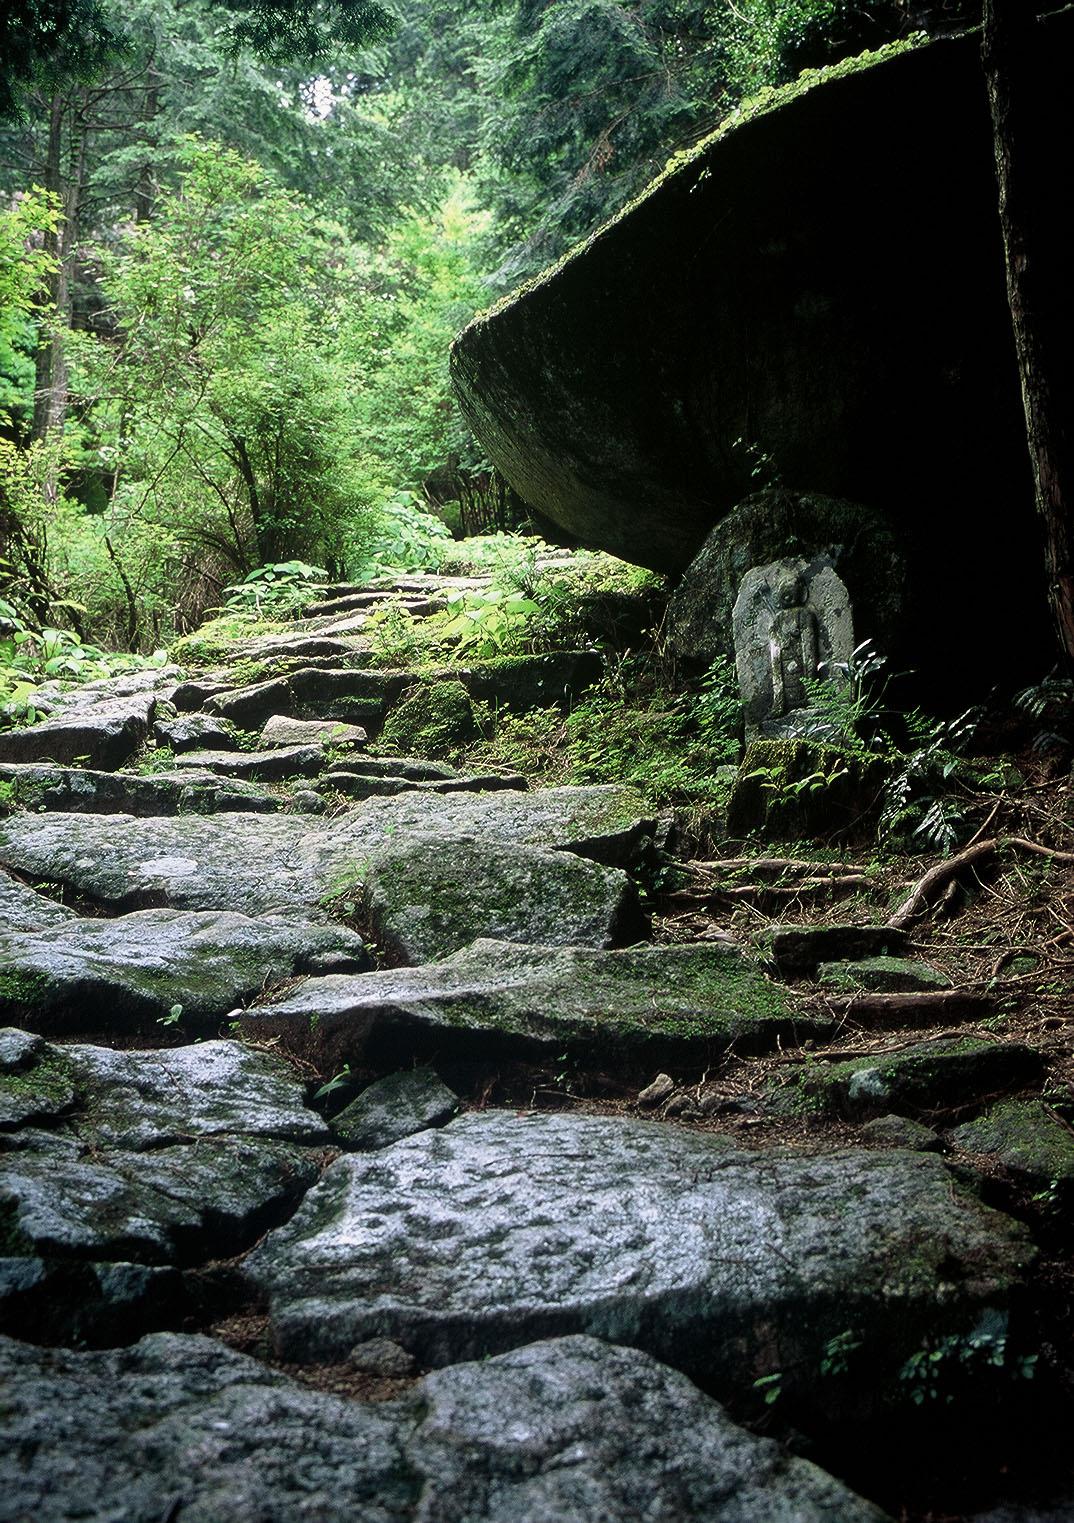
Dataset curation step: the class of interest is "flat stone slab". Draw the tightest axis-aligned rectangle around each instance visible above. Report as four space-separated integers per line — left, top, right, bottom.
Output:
0 1332 890 1522
0 908 369 1036
244 938 810 1069
0 763 279 815
152 712 239 752
0 785 653 918
1 1032 328 1272
246 1110 1031 1400
171 744 326 780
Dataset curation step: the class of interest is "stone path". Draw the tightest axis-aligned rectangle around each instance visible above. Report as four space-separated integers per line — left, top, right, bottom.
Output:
0 563 1060 1520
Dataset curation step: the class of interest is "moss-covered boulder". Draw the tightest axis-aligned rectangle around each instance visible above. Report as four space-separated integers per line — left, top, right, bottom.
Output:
451 20 1074 693
360 835 643 964
952 1100 1074 1207
379 680 479 758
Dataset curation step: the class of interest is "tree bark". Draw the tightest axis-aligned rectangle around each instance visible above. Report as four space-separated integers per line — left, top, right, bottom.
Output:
982 0 1074 666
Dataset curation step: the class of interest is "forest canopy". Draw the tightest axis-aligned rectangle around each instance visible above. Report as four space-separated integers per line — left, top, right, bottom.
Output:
1 0 961 651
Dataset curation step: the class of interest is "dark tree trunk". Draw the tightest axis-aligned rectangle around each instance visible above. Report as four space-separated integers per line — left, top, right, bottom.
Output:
982 0 1074 666
32 92 65 450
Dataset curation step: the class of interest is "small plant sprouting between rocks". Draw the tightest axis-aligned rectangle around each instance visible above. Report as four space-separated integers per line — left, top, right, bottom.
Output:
314 1064 353 1102
898 1319 1037 1407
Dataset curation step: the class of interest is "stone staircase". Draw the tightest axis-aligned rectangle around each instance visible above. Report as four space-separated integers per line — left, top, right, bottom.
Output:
0 561 1069 1522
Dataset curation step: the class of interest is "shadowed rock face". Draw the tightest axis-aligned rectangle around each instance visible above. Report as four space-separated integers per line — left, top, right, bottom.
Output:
451 20 1074 690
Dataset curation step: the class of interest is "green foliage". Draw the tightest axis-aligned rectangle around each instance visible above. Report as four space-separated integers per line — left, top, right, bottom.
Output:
0 596 165 728
220 561 328 618
88 140 380 586
898 1318 1037 1407
363 492 454 575
437 587 543 658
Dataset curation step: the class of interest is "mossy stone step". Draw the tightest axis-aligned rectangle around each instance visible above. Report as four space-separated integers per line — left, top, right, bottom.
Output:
817 957 952 994
769 1037 1045 1119
952 1100 1074 1207
243 937 816 1071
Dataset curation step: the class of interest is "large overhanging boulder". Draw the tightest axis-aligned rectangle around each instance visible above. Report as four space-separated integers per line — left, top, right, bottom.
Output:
452 19 1074 689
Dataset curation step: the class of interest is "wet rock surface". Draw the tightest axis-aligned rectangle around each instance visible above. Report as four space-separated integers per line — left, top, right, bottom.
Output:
331 1067 459 1150
0 871 76 933
1 1032 328 1280
0 558 1065 1520
0 908 370 1035
0 784 653 917
0 1332 891 1523
244 938 811 1069
246 1110 1030 1388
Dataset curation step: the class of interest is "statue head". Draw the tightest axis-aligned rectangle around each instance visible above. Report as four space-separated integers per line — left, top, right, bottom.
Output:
774 573 805 611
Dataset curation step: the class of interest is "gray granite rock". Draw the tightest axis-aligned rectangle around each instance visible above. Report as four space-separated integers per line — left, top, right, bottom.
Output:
203 675 295 726
331 1068 459 1150
244 938 812 1071
0 690 153 769
326 755 459 781
0 908 370 1035
0 1332 891 1523
0 785 653 918
0 1255 185 1346
0 871 75 933
260 714 367 749
1 1033 329 1271
171 743 326 780
0 762 279 815
246 1110 1030 1402
152 712 240 752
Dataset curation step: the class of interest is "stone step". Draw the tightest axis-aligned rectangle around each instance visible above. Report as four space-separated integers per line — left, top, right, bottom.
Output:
170 744 326 782
0 785 654 923
244 1108 1031 1424
243 937 813 1070
0 908 369 1038
765 1036 1045 1119
0 1332 891 1522
0 763 279 816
